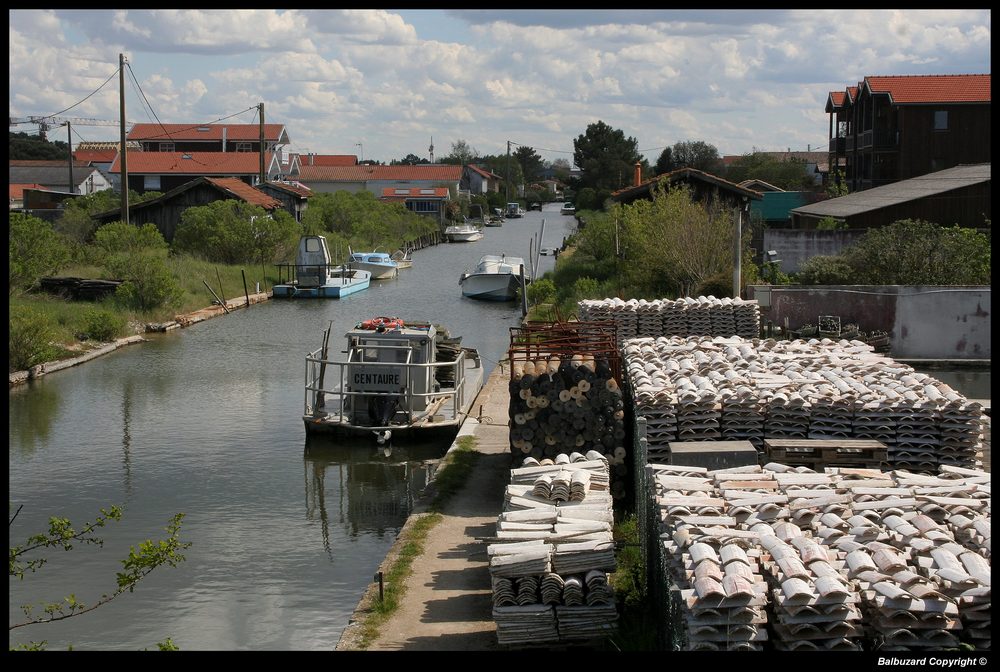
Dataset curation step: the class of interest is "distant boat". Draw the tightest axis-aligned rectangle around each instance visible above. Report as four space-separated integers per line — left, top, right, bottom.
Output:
348 249 399 280
444 221 484 242
459 254 529 302
273 236 371 298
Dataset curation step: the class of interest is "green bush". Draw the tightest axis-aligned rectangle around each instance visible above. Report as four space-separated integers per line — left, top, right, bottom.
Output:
9 213 70 295
80 306 128 342
94 221 168 256
526 278 556 306
9 306 59 372
108 252 183 312
173 201 300 264
695 271 734 298
796 255 855 285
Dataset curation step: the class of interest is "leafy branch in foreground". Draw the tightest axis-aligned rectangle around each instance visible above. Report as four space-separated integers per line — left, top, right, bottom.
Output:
9 506 191 633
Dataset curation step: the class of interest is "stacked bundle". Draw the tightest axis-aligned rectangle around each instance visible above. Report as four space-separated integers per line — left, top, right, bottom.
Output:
757 524 865 651
733 298 761 339
637 299 666 337
685 297 713 336
621 336 985 472
577 298 639 338
663 299 689 336
709 297 737 337
720 385 766 450
652 466 770 650
489 457 618 646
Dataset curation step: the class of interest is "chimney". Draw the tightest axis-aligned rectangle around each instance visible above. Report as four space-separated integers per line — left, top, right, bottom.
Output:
222 126 227 152
309 152 314 166
634 162 642 187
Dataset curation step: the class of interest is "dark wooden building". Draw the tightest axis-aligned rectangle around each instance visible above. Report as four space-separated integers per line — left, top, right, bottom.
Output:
611 165 761 209
94 176 283 243
826 74 991 192
790 163 990 229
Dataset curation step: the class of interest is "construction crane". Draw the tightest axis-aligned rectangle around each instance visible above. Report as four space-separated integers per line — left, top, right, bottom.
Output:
9 115 132 140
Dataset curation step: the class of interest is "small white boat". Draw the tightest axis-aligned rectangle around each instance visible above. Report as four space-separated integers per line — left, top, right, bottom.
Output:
273 236 371 298
348 249 399 280
444 221 484 242
459 254 530 302
303 319 484 443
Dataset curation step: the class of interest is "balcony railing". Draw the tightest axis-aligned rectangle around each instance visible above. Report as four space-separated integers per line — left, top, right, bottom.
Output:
828 137 846 154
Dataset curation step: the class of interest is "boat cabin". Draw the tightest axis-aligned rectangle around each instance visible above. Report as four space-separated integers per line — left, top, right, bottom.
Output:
295 235 334 288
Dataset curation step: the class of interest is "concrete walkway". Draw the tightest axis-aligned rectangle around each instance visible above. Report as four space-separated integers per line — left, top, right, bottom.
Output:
337 363 513 651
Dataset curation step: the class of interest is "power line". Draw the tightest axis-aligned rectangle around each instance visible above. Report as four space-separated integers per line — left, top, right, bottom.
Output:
129 106 260 142
126 62 173 142
11 68 120 124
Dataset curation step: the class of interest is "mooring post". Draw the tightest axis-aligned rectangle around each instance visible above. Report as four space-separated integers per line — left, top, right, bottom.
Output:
376 571 384 602
241 269 250 307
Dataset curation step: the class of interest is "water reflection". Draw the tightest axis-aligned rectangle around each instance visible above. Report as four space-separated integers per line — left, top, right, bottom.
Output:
302 438 442 555
121 381 133 497
8 381 61 455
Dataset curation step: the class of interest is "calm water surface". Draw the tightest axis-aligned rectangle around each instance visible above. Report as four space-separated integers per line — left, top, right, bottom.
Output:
8 206 576 651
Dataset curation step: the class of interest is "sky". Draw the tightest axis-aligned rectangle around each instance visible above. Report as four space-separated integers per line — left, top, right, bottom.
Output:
8 9 992 167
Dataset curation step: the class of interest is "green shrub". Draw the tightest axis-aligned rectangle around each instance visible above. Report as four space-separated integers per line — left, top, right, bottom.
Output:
526 278 556 306
796 255 855 285
695 271 734 298
173 201 300 264
94 221 167 256
9 306 59 372
108 252 183 312
9 212 70 295
80 306 128 342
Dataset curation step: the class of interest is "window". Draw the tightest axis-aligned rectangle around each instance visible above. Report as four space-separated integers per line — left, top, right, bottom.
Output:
305 238 321 253
235 142 253 152
933 110 948 131
144 175 161 190
159 142 174 152
408 200 437 213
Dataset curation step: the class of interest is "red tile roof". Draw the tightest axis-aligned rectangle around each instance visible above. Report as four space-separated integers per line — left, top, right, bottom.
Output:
298 164 463 182
295 154 358 167
467 164 501 179
10 183 49 199
128 123 286 142
109 151 273 174
864 74 990 104
205 177 282 209
380 187 450 200
829 91 846 106
73 149 118 164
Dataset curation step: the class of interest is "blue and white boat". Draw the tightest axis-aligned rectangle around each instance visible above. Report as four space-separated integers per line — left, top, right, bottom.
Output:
348 248 400 280
273 236 371 299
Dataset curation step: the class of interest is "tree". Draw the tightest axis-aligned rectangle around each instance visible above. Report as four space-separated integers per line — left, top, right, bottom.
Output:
443 139 478 166
670 140 722 173
9 504 190 650
391 153 429 166
723 150 815 190
549 158 571 181
654 146 677 175
573 121 643 192
843 219 991 285
9 131 70 160
514 145 544 183
172 200 300 266
826 169 849 197
9 212 71 295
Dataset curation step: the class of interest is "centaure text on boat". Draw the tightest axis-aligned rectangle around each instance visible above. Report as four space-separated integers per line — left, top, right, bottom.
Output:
303 317 484 443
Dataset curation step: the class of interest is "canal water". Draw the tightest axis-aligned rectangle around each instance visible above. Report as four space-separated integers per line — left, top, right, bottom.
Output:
8 205 576 651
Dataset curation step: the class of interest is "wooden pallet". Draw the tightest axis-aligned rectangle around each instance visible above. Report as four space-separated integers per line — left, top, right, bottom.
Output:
764 439 888 466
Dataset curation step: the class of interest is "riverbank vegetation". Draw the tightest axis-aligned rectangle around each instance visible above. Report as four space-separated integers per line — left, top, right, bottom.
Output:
8 192 439 373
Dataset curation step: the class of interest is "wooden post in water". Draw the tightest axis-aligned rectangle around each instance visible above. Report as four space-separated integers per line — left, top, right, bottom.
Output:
241 269 250 307
315 321 332 412
520 264 528 317
215 267 226 304
203 280 231 314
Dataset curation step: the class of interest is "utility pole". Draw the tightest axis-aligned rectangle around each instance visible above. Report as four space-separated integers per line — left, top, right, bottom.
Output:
258 102 266 185
119 53 129 225
67 121 74 195
505 140 511 203
732 200 745 298
356 142 364 163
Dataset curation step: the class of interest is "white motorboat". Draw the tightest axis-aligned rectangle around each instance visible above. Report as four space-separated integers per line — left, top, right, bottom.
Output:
303 319 484 443
348 249 399 279
444 221 484 242
459 254 530 302
390 247 414 269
